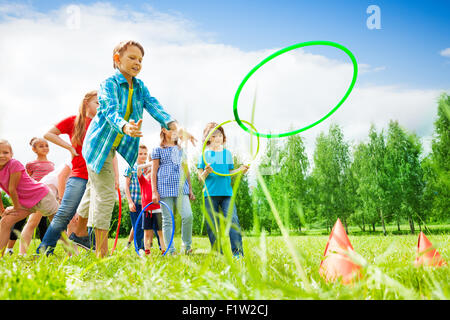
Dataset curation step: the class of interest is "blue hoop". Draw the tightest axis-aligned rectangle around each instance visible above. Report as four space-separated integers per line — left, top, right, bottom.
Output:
134 200 175 257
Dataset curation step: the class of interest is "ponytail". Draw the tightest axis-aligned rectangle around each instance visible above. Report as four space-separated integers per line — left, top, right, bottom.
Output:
71 90 97 147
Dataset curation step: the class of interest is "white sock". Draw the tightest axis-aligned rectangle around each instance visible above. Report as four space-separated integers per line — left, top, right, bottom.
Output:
6 248 13 253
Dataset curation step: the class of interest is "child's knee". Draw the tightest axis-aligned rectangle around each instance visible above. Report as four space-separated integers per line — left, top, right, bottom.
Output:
0 216 17 229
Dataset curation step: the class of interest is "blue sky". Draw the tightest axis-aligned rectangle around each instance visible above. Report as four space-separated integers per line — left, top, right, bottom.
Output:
10 0 450 89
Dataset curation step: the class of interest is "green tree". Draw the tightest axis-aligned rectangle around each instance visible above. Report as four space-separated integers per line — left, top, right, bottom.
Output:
253 137 283 233
277 134 309 232
312 124 352 233
385 120 424 234
425 93 450 222
352 126 389 235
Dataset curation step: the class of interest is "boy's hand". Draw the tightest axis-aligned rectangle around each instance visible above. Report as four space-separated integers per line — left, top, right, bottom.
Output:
128 202 136 212
123 119 143 137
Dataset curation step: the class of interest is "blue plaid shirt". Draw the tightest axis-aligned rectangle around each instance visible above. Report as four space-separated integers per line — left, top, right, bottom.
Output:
124 164 141 206
152 146 189 198
83 70 175 174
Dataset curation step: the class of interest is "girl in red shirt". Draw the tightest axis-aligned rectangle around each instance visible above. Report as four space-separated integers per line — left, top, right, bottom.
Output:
36 90 99 255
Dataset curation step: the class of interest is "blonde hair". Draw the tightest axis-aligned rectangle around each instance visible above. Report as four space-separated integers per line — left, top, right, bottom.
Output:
113 40 145 69
71 90 97 147
159 128 179 148
202 122 226 146
0 139 12 153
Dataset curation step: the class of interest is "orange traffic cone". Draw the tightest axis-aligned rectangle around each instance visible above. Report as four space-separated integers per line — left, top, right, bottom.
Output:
319 219 362 284
414 232 446 267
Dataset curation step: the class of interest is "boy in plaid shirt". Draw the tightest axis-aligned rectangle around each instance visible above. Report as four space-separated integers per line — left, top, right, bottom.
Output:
81 40 195 257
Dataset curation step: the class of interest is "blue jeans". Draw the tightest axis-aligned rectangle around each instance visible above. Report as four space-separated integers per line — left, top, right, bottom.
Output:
161 195 193 254
204 196 244 256
129 204 144 250
37 177 87 255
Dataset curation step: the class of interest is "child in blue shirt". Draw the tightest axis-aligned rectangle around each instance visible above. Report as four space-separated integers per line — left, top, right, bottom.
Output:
197 122 248 258
81 40 195 257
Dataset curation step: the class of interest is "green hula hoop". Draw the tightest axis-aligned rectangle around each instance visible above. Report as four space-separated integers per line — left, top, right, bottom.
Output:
233 40 358 138
202 119 260 177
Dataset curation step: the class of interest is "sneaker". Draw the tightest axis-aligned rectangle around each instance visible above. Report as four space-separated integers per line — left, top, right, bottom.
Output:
145 249 151 255
185 248 193 255
69 233 91 250
126 242 131 249
161 249 166 255
233 253 243 261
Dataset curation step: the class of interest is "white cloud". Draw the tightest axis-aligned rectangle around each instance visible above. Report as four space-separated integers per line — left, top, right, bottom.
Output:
440 48 450 58
0 3 446 189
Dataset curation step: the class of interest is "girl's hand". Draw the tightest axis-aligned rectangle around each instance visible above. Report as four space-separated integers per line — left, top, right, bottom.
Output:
189 190 196 201
152 191 160 204
114 178 119 190
128 201 136 212
0 207 7 217
2 206 15 216
178 128 197 147
69 146 79 158
240 165 249 174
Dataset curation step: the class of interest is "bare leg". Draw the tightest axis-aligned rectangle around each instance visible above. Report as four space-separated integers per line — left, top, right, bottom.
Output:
66 214 79 237
7 240 15 250
19 211 43 254
128 228 134 243
144 229 153 251
157 230 165 251
74 216 89 237
94 228 108 258
0 209 30 257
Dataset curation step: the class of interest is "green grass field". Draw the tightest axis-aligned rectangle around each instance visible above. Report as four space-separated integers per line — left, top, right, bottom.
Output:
0 234 448 300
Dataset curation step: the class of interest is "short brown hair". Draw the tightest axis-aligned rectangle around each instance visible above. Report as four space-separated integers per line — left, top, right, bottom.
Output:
139 143 148 150
113 40 145 69
202 122 226 146
29 137 47 148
